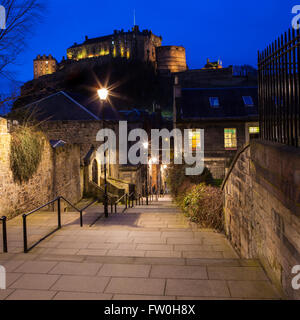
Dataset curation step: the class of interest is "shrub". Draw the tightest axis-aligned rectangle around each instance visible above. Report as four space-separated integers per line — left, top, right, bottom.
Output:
10 126 44 183
166 164 214 198
180 183 224 232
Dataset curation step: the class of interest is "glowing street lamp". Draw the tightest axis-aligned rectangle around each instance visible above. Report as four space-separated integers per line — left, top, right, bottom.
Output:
97 88 109 217
97 88 109 101
143 142 149 149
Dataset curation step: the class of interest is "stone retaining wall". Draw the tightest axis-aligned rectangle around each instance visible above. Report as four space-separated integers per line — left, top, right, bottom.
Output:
223 139 300 299
0 118 82 218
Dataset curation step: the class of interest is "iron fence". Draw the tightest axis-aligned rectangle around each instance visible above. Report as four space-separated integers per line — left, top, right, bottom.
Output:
258 27 300 147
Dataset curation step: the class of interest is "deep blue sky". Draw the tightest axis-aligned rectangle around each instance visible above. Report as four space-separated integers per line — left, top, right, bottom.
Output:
1 0 297 92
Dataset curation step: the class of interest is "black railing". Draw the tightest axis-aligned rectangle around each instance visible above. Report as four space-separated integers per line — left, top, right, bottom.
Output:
114 193 128 213
128 192 135 208
22 196 100 253
0 216 8 253
258 27 300 147
23 197 61 253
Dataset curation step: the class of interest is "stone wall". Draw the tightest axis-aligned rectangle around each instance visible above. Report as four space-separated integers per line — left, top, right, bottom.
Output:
40 120 106 162
0 118 82 218
223 140 300 299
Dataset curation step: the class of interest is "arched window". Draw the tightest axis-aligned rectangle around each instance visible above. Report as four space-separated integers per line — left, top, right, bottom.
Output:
92 159 98 185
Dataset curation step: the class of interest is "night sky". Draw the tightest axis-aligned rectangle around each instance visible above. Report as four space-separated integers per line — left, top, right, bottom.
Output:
1 0 297 92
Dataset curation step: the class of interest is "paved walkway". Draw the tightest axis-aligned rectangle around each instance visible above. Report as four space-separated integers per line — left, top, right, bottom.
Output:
0 196 282 300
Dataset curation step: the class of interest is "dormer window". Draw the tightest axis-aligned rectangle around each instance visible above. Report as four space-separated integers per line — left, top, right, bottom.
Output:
209 97 220 108
243 96 254 106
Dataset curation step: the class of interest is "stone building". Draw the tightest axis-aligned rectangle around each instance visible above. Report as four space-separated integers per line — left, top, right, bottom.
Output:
156 46 187 74
67 26 162 65
173 68 259 179
32 26 189 79
33 54 57 79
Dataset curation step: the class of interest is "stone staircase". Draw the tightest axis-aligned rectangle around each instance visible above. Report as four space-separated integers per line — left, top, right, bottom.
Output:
0 197 283 300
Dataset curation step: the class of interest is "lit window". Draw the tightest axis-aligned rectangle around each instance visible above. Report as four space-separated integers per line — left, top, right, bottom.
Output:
224 128 237 150
189 129 201 151
249 127 259 134
243 96 254 106
209 97 220 108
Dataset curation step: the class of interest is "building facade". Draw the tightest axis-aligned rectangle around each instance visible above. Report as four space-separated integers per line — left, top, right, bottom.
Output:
67 26 162 64
173 69 259 179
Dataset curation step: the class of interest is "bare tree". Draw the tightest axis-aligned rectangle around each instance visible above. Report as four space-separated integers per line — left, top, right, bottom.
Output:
0 0 44 113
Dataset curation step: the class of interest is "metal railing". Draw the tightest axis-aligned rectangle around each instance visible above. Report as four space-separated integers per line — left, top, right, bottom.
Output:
23 197 61 253
22 196 100 253
114 193 128 213
258 26 300 147
0 216 7 253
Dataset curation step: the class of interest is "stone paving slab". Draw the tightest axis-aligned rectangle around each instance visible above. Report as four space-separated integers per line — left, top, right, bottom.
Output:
105 278 166 295
53 291 113 300
166 279 230 297
10 274 60 290
150 265 208 279
51 275 110 293
6 289 57 300
14 261 58 274
228 281 281 299
207 266 269 281
49 262 102 276
98 264 151 278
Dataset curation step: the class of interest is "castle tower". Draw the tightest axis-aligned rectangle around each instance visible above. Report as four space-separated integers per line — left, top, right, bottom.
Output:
156 46 187 74
33 54 57 79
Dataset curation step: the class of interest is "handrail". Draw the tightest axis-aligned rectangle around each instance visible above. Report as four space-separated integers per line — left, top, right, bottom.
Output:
81 199 98 211
114 193 127 205
23 197 62 253
0 216 7 253
23 197 60 217
60 196 81 213
128 192 135 208
221 143 250 190
22 196 102 253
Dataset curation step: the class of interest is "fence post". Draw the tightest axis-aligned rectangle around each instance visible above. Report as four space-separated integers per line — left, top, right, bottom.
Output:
125 194 128 209
22 215 28 253
1 217 7 253
115 203 117 213
80 210 83 227
57 197 61 229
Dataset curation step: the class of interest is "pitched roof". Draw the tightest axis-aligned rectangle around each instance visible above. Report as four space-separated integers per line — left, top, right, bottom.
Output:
179 86 259 120
23 91 100 121
66 92 121 121
22 91 121 121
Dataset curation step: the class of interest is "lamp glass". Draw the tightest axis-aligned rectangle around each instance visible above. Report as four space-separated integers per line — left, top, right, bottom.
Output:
98 88 109 100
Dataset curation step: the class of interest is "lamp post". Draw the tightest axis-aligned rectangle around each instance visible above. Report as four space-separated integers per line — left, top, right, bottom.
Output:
98 88 109 218
143 142 149 205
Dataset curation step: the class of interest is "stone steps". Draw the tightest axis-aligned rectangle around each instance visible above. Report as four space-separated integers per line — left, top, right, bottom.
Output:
0 196 283 300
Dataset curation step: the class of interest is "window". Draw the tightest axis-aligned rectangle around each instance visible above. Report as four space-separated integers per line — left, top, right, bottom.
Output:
224 128 237 150
209 97 220 108
189 129 201 151
243 96 254 106
249 127 259 134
